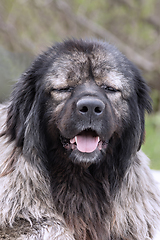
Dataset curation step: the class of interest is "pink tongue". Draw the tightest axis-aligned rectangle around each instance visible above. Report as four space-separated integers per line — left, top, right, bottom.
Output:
75 135 99 153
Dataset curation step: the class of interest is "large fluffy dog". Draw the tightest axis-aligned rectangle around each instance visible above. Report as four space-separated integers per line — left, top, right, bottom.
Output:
0 39 160 240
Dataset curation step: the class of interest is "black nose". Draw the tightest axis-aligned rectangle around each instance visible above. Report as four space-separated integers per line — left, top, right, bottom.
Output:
77 97 105 116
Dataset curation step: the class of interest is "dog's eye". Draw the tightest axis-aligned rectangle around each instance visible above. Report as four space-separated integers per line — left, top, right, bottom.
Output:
51 87 74 92
59 87 74 92
101 85 119 93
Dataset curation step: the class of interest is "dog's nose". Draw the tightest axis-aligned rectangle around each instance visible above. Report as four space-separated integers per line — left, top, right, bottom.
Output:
77 97 105 116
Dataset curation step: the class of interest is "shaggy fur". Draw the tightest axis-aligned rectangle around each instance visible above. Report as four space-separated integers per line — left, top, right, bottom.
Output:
0 39 160 240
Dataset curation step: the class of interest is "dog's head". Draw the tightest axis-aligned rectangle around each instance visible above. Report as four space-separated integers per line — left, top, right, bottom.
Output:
6 39 152 177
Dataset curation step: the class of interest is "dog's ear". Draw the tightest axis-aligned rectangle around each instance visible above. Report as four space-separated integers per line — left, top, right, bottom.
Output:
6 71 37 147
5 50 52 148
111 69 152 180
136 70 152 150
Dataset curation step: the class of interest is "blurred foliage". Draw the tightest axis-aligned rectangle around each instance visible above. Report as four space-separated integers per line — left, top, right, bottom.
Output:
142 114 160 170
0 0 160 168
151 90 160 112
0 46 32 101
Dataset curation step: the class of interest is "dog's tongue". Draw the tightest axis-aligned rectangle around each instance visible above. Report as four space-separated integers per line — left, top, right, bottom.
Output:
70 132 99 153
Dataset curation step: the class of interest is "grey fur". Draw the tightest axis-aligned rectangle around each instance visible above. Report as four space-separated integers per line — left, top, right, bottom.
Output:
0 105 74 239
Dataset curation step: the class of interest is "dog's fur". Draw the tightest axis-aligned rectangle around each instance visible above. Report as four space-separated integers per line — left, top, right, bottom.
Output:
0 39 160 239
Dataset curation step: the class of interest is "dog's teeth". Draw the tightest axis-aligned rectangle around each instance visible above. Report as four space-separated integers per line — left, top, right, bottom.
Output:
98 137 100 142
70 137 76 144
98 140 102 150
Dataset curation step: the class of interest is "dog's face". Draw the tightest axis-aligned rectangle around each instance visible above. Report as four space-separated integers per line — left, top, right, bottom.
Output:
6 39 151 176
45 45 130 165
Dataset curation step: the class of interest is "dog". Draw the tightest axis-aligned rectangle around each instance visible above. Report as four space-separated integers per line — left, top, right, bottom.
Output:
0 39 160 239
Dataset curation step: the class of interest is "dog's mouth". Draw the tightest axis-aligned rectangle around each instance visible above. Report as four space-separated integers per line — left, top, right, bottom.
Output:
62 129 108 153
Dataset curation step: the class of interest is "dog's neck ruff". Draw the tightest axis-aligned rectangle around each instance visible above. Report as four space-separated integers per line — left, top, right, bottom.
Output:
50 162 111 240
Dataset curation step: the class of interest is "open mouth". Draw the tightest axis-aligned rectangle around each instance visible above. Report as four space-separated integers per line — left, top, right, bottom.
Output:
62 129 108 153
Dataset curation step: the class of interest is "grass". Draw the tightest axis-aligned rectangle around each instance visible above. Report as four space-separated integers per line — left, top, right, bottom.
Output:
142 113 160 170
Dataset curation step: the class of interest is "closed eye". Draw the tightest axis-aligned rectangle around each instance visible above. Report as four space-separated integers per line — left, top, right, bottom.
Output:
101 85 119 93
51 87 74 92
